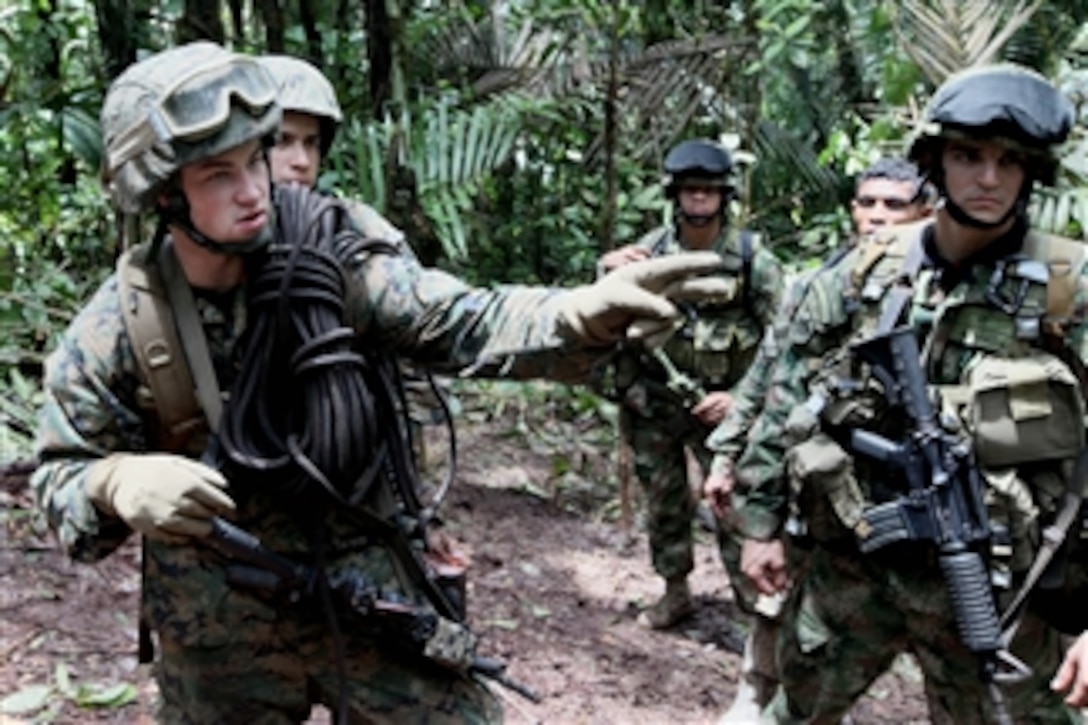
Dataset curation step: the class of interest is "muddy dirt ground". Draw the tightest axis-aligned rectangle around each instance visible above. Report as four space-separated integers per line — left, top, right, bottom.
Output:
1 397 930 723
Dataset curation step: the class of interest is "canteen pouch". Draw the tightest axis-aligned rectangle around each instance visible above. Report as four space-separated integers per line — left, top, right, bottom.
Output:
966 353 1084 468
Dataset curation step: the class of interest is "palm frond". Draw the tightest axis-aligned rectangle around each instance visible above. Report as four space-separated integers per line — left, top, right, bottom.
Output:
1029 187 1088 238
330 95 531 260
414 7 751 167
894 0 1043 84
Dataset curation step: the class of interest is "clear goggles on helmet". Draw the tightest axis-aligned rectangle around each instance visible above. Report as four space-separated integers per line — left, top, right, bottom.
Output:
107 55 278 175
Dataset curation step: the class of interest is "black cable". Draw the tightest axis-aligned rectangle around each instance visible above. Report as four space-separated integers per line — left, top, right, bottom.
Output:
215 184 462 716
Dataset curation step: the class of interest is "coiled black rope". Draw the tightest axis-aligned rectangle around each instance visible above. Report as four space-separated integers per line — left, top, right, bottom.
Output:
219 186 401 503
215 184 464 720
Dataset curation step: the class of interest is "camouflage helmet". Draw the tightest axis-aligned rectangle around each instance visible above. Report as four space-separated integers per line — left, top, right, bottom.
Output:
662 139 733 198
261 54 342 154
102 41 282 214
907 63 1074 186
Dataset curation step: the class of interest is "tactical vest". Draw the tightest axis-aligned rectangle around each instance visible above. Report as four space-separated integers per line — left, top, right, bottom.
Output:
631 226 765 396
785 219 1088 583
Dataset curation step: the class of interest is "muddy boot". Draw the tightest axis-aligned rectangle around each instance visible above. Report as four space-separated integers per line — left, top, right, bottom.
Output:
638 576 694 629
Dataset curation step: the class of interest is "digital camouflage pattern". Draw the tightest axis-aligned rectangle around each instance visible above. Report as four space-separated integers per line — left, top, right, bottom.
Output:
31 202 612 722
619 224 782 581
731 219 1088 722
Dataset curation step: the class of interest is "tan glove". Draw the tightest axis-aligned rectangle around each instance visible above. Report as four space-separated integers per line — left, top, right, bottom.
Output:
86 453 236 543
560 251 728 346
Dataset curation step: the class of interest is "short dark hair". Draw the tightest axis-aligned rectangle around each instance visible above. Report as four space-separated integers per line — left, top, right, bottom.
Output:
855 157 922 189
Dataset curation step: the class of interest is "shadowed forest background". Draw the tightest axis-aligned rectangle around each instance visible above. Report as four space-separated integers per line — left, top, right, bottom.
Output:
5 0 1088 720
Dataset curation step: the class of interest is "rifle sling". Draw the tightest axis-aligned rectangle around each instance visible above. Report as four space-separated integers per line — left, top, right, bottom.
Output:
998 448 1088 637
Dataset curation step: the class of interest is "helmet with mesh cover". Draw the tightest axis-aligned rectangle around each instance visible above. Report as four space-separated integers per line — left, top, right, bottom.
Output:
102 41 282 214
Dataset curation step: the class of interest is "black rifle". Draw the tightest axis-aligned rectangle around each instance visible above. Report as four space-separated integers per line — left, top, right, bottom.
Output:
207 517 542 703
845 327 1024 690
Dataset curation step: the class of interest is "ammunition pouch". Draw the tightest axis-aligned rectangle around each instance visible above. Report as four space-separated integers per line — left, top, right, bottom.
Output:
785 433 864 543
963 352 1084 468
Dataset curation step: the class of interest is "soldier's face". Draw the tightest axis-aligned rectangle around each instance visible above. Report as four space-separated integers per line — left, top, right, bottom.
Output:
270 111 322 188
676 184 722 219
850 178 924 235
179 139 271 243
941 139 1026 225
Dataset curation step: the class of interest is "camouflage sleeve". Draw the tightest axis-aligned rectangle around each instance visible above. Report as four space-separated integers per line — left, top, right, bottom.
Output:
749 244 784 329
344 250 603 382
340 197 413 254
730 262 855 540
706 269 811 466
30 276 148 562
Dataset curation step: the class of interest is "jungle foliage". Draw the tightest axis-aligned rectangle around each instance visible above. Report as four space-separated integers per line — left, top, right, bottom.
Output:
3 0 1088 459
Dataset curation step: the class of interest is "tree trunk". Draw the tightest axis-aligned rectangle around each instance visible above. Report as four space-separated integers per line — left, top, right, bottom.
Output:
226 0 244 45
94 0 143 79
366 0 393 117
599 8 619 255
178 0 225 43
260 0 285 52
822 0 866 107
299 1 323 64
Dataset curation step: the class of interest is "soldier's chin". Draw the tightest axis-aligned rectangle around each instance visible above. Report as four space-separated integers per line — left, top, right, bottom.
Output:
224 223 274 255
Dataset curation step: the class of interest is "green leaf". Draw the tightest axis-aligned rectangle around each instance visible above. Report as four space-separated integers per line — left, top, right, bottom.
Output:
54 662 75 698
1 684 53 715
485 618 520 630
74 682 137 708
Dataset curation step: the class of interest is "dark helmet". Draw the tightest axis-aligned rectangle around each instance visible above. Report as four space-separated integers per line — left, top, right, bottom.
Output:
907 63 1073 187
662 139 733 198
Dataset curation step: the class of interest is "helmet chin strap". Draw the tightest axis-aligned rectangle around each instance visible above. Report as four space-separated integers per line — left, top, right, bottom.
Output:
941 193 1024 230
928 167 1030 231
675 199 729 229
677 211 717 227
177 211 275 255
159 166 276 256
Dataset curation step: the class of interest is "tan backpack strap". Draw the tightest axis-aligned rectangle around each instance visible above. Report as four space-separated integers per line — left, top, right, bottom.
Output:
159 242 223 430
877 235 926 334
850 238 888 292
1022 231 1085 337
849 222 927 325
117 245 205 450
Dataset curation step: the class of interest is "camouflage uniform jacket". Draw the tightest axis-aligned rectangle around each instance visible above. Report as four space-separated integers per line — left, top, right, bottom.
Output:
34 209 609 566
706 241 856 475
705 270 817 473
607 224 782 411
731 217 1088 543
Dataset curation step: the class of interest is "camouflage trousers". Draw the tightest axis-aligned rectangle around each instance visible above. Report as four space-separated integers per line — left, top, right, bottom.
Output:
154 614 500 724
763 540 1077 724
625 408 711 580
715 509 766 615
144 535 499 724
